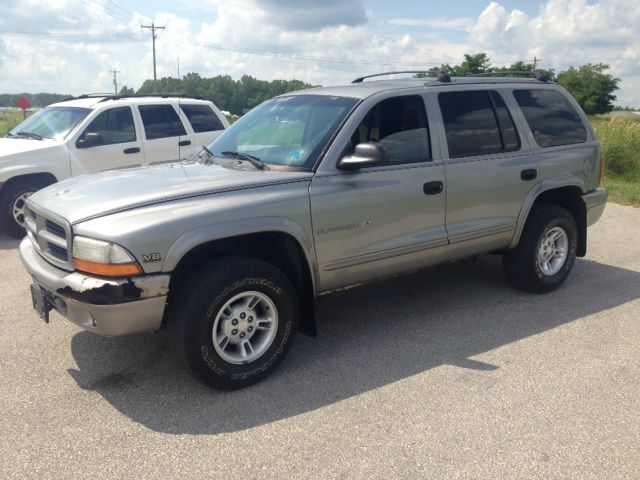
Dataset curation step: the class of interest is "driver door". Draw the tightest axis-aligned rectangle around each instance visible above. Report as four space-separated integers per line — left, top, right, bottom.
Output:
309 94 447 292
69 106 144 174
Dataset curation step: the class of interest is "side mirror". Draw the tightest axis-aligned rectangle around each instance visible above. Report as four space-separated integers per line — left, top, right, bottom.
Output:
339 142 389 170
76 132 104 149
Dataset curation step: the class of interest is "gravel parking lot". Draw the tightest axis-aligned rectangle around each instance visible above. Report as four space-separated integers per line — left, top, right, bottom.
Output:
1 203 639 479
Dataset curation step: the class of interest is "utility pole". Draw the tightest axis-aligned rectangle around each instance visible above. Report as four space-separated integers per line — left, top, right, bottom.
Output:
141 22 165 92
533 56 540 71
110 67 120 95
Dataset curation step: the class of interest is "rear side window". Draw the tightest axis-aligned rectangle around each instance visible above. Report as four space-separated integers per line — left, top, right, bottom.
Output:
513 89 587 148
439 90 520 158
180 104 224 133
349 95 430 164
139 105 187 140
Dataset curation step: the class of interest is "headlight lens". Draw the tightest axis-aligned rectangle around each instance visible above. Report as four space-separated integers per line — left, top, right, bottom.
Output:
72 236 142 277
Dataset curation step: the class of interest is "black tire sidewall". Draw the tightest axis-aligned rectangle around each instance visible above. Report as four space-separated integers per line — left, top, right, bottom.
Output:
529 210 577 290
180 266 298 389
0 182 42 238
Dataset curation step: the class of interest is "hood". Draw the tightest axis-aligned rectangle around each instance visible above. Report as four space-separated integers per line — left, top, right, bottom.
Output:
29 162 313 225
0 137 61 159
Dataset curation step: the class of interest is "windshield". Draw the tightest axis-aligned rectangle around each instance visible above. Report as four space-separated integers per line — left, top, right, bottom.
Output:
209 95 358 170
8 106 90 140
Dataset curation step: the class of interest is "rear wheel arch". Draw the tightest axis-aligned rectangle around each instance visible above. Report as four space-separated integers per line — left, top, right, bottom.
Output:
165 231 317 337
513 185 587 257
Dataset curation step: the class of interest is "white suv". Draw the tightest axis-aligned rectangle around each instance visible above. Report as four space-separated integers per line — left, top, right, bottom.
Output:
0 94 229 237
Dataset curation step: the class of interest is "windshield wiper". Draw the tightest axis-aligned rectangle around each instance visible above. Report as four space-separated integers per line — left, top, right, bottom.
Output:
15 131 43 140
199 145 216 165
221 151 266 170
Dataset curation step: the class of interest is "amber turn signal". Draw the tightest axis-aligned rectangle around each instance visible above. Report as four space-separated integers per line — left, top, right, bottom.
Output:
74 258 143 278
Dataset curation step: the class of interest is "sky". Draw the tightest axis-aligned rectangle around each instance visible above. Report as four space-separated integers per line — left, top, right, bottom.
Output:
0 0 639 106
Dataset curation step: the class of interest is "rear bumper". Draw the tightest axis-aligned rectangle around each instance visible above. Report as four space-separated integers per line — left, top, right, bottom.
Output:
583 187 608 226
19 237 169 336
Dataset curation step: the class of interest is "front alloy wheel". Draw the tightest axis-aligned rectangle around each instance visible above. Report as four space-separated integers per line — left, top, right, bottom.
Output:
212 291 278 364
168 256 299 390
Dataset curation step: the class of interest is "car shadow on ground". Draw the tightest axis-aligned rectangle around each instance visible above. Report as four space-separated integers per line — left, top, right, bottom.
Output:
0 232 20 250
68 255 640 435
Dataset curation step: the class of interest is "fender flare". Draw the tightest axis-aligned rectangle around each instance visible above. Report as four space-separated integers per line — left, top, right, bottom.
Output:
162 216 319 293
509 177 585 250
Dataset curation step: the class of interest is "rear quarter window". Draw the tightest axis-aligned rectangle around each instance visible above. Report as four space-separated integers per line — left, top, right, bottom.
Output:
180 104 225 133
513 89 587 148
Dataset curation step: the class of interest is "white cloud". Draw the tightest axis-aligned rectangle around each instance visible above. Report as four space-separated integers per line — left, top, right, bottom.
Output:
389 17 474 31
468 0 640 105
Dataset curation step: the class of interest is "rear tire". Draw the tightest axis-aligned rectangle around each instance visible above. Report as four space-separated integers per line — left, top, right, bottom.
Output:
167 256 299 390
503 205 578 293
0 178 51 238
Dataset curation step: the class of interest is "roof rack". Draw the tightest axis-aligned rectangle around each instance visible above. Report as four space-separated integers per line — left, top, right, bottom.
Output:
74 93 205 102
465 71 550 82
352 71 444 83
75 93 116 98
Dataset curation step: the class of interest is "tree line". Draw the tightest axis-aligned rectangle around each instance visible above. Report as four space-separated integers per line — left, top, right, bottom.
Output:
129 73 315 115
415 53 621 114
0 53 625 115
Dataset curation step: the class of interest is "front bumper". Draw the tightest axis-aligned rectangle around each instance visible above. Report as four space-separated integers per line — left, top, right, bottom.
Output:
19 238 170 336
583 187 608 226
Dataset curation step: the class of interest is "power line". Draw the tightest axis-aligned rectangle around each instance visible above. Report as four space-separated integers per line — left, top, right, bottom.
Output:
141 22 165 92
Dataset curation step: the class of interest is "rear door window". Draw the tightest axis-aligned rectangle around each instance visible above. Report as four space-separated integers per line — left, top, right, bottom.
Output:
139 105 187 140
180 104 224 132
438 90 520 158
513 89 587 147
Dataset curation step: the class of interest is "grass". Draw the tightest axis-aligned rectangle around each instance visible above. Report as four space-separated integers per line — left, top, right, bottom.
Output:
590 114 640 206
1 107 638 205
0 109 30 136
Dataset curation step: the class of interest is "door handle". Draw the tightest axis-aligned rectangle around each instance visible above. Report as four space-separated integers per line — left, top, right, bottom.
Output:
521 168 537 181
178 140 192 146
423 181 444 195
123 147 141 154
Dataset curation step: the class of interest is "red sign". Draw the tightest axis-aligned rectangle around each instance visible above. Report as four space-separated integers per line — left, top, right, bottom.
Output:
17 96 31 111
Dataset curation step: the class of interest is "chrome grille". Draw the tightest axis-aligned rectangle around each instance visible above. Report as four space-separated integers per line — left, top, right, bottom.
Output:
45 219 66 238
24 204 73 271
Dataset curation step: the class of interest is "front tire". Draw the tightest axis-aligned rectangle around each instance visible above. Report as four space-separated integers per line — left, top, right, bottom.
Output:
0 178 51 238
168 256 299 390
503 205 578 293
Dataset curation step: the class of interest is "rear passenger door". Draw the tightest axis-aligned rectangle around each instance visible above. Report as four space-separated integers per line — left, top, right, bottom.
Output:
435 89 539 255
138 104 191 165
69 106 143 174
179 103 227 147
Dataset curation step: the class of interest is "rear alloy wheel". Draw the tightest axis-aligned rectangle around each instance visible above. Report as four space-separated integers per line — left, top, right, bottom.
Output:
168 256 299 390
503 205 578 293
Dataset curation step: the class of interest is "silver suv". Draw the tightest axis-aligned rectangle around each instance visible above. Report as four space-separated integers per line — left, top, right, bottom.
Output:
19 73 608 389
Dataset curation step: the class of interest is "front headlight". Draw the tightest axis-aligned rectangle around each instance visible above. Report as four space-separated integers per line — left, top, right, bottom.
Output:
72 236 143 277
